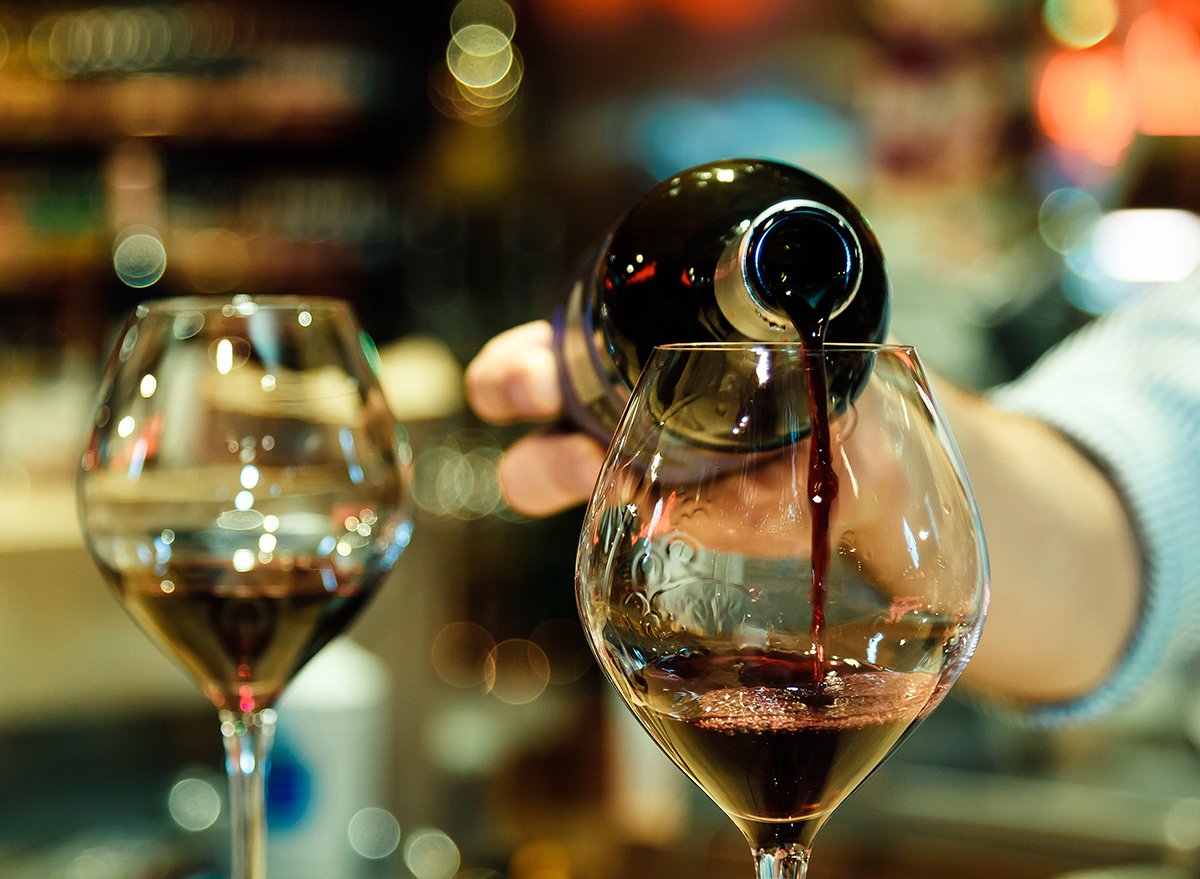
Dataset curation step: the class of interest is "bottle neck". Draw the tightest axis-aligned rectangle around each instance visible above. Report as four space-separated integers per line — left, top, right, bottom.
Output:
553 259 632 442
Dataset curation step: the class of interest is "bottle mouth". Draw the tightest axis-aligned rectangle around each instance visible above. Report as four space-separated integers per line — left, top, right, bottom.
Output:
746 205 862 322
713 199 864 341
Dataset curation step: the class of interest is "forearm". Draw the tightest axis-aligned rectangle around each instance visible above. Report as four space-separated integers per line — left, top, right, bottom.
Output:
935 382 1141 706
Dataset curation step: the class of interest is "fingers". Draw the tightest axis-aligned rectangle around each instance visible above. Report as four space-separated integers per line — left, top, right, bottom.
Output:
467 320 604 517
498 430 607 518
465 320 562 425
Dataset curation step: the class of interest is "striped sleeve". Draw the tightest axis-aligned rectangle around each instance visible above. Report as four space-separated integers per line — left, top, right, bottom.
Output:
986 280 1200 726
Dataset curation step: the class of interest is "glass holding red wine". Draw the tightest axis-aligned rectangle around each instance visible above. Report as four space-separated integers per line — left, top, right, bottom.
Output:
576 342 988 879
77 296 413 879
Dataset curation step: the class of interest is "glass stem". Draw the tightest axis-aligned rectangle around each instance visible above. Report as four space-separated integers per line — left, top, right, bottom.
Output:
220 707 277 879
753 846 810 879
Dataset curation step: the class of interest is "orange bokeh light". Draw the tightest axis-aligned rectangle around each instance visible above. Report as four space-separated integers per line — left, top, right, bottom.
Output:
1126 8 1200 135
1158 0 1200 34
1037 47 1138 164
1037 6 1200 160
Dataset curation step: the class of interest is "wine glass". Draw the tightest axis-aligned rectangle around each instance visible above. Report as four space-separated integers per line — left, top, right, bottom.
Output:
576 342 988 879
77 296 413 879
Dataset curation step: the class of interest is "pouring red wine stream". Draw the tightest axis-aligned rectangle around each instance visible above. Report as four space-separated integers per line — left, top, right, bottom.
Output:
552 158 886 668
743 205 861 673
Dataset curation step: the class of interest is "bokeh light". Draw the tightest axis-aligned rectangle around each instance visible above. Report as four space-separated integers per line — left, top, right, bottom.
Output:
1090 209 1200 282
1037 187 1101 254
458 48 524 108
173 312 204 339
433 0 522 125
1058 209 1200 313
232 548 255 572
411 434 506 520
431 621 496 688
451 0 517 38
1043 0 1119 49
485 639 550 704
429 56 519 126
1125 8 1200 136
216 339 233 374
209 336 250 373
448 24 512 88
347 807 401 859
1036 47 1137 165
168 777 222 831
29 5 243 79
403 828 461 879
113 230 167 287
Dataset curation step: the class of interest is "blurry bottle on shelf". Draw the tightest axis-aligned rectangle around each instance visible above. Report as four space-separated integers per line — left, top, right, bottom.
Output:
267 638 393 879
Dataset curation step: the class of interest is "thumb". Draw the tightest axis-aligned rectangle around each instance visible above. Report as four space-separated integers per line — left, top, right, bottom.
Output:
498 431 607 517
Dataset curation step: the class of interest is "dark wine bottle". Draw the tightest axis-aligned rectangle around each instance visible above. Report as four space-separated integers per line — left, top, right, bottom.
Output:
552 158 890 441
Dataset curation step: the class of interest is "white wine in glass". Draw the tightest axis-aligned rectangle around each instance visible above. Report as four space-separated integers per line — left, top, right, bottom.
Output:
77 296 413 879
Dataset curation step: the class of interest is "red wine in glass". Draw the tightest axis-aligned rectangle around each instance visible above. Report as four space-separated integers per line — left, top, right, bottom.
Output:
629 648 940 852
577 342 987 879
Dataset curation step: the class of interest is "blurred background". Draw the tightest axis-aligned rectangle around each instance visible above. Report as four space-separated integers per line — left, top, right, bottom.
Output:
3 0 1200 877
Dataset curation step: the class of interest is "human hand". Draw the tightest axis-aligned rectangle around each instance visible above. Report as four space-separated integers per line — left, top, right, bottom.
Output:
464 320 607 517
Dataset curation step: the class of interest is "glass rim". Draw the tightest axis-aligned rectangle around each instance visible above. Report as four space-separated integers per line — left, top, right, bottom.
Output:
131 294 351 315
652 340 916 355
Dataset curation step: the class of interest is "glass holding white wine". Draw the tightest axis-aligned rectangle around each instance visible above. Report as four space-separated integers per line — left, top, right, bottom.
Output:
77 296 413 879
